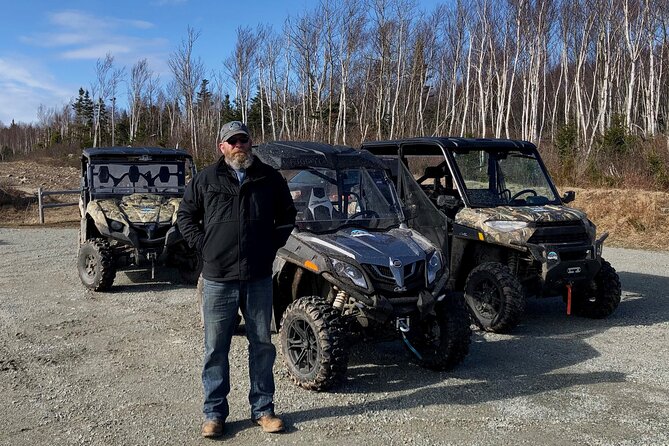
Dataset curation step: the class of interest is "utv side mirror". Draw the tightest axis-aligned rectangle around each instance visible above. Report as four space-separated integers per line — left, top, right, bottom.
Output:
562 190 576 204
437 195 461 209
98 166 110 184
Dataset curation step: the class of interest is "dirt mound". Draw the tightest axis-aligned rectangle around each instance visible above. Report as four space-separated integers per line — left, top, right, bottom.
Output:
0 160 79 226
0 159 79 191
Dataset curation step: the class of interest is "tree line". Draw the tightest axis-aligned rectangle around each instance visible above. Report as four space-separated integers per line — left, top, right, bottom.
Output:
1 0 668 189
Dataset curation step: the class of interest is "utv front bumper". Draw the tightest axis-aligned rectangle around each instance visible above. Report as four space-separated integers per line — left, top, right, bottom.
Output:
524 232 608 295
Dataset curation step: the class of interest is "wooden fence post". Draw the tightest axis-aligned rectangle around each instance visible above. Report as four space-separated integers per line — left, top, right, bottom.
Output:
38 187 44 224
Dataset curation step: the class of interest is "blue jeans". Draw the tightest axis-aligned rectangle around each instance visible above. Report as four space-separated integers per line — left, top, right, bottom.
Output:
201 276 276 421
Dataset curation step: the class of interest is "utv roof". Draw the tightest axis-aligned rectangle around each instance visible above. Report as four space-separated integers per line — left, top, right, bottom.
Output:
254 141 386 170
362 137 537 154
82 147 192 160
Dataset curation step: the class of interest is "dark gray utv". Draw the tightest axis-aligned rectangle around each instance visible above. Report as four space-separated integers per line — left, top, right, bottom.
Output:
78 147 200 291
363 137 621 334
254 141 471 391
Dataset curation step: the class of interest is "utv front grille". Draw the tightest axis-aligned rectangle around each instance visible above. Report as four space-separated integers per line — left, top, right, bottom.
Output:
133 224 170 244
528 221 589 245
367 263 418 281
362 261 425 294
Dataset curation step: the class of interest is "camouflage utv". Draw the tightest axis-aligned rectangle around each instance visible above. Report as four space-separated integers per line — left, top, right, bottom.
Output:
363 138 621 333
77 147 200 291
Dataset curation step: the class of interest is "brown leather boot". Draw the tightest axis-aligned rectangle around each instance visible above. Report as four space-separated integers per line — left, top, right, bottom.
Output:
253 414 285 433
201 419 225 438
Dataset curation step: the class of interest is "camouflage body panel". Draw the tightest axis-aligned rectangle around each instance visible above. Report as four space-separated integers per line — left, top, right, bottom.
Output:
86 194 181 228
454 205 591 248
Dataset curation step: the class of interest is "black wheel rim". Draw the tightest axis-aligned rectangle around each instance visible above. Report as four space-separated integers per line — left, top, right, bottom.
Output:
286 319 318 375
471 278 502 320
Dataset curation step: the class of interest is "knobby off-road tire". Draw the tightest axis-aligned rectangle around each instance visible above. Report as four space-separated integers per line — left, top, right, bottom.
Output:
569 259 621 318
279 296 349 391
77 238 116 291
408 295 472 371
464 262 525 333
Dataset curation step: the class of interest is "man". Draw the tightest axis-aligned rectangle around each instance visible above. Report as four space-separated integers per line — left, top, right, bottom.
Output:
177 121 296 439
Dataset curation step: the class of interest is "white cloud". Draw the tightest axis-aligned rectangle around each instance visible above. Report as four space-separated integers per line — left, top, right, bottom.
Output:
48 10 154 32
0 57 73 125
20 32 89 47
50 10 109 29
61 44 134 60
0 58 70 97
4 9 171 123
20 10 161 62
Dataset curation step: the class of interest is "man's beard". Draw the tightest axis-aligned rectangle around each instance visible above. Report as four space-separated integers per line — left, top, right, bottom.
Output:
225 151 253 170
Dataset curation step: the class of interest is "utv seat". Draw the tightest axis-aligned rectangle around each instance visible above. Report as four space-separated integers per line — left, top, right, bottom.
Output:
306 187 334 221
418 164 459 199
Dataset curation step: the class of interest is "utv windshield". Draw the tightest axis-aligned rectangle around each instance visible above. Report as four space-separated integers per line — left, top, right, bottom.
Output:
282 167 403 233
89 162 188 196
452 149 560 207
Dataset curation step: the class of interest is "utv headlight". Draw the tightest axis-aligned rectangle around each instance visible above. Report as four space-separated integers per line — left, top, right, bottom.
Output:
109 219 124 231
331 258 368 289
427 251 442 284
484 220 529 232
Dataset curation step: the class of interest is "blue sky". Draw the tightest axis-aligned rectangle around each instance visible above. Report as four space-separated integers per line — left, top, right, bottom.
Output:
0 0 442 125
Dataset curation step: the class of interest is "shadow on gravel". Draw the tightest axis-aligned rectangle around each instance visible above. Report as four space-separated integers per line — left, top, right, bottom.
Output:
283 338 626 424
517 271 669 335
338 315 617 395
287 370 625 420
99 267 197 293
280 280 657 424
104 282 194 294
611 271 669 326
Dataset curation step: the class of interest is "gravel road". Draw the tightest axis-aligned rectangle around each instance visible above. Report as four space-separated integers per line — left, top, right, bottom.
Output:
0 227 668 446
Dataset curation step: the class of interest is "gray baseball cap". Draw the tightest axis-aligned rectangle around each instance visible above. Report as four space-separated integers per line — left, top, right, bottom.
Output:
219 121 250 142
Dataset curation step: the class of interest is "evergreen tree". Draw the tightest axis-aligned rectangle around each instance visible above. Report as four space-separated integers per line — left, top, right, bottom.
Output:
196 79 212 108
96 98 109 146
114 110 130 146
73 88 94 128
72 88 94 147
220 94 240 123
247 89 266 136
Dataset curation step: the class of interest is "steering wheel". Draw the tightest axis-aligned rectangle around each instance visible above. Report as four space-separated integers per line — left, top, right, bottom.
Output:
345 209 380 224
510 189 538 201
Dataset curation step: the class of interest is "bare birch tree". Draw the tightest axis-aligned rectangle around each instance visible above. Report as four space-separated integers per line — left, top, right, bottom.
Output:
128 59 151 143
91 53 124 147
168 27 204 156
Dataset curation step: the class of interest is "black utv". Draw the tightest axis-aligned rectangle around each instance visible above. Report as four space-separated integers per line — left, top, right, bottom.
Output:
77 147 201 290
254 141 471 391
363 138 621 333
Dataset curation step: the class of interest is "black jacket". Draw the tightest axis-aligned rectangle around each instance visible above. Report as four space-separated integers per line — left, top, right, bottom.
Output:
177 155 296 282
